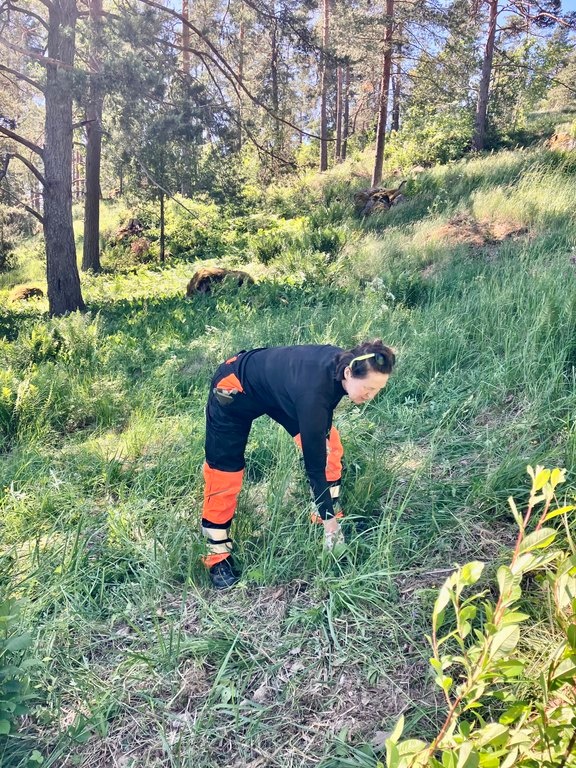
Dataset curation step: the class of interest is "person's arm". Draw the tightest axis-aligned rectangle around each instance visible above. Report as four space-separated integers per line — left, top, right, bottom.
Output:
296 396 335 520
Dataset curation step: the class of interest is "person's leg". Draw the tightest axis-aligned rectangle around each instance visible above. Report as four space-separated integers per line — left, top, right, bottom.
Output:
201 362 264 587
201 464 244 569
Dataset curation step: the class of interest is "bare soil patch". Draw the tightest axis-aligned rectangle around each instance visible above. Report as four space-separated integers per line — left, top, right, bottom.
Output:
428 212 528 250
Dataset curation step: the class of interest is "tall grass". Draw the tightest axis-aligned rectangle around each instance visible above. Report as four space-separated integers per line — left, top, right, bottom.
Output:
1 146 575 766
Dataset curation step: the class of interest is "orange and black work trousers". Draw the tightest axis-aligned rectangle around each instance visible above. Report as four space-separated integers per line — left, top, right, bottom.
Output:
201 355 343 568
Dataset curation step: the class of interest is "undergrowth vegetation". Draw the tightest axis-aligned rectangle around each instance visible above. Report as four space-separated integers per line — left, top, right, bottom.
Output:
0 146 575 767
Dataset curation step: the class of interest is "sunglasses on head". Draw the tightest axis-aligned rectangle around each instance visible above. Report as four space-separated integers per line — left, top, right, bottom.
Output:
349 352 387 372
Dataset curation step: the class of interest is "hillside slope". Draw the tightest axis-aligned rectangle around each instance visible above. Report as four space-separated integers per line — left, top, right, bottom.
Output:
1 146 576 767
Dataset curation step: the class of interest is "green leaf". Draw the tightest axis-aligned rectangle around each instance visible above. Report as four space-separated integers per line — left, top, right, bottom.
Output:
500 611 530 626
496 566 521 602
567 624 576 650
478 756 500 768
550 468 566 488
397 739 428 756
456 742 479 768
499 702 529 724
430 657 442 673
0 719 10 735
500 748 519 768
460 562 485 587
388 715 404 746
543 505 575 521
489 625 520 659
533 468 551 491
385 741 400 768
460 606 477 623
433 585 452 630
474 723 508 747
508 496 524 529
497 660 526 678
4 633 32 653
29 751 44 765
551 657 576 682
518 528 557 555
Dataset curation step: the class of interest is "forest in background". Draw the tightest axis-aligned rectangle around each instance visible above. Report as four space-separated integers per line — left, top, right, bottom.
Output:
0 0 575 313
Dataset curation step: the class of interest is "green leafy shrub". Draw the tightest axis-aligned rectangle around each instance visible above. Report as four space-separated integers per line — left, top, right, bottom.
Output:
250 229 287 264
384 108 473 169
309 201 355 227
11 314 100 371
0 237 16 273
0 598 34 736
162 196 230 261
386 466 576 768
247 217 305 264
298 224 347 259
0 368 18 449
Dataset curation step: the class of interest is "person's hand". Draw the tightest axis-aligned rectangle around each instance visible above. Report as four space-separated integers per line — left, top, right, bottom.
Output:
323 516 344 551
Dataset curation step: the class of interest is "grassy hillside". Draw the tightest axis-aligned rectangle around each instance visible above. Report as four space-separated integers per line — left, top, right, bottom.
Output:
1 146 576 767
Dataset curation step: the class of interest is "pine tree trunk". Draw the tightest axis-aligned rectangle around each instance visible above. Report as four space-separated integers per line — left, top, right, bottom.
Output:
391 42 402 132
319 0 330 172
44 0 85 315
334 65 343 162
342 63 350 161
159 192 165 263
271 20 281 160
472 0 498 151
237 19 245 151
182 0 190 73
82 0 103 273
371 0 394 187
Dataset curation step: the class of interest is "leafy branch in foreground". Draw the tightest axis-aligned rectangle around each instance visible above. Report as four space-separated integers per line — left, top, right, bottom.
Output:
386 466 576 768
0 597 34 737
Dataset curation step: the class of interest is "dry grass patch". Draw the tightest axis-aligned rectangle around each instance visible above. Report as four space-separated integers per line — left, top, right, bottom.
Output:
23 580 434 767
427 212 528 250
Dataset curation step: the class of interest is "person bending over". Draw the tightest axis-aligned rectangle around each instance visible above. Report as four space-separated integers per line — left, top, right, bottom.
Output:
201 340 396 589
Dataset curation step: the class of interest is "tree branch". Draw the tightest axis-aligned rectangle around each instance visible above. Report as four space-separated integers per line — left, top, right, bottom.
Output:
0 161 44 223
180 61 296 168
2 1 50 31
0 37 75 71
130 154 201 219
497 47 576 95
136 0 327 141
0 125 44 158
4 152 46 186
0 63 44 92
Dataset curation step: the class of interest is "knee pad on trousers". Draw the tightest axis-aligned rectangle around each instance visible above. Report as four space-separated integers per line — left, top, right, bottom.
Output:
202 463 244 526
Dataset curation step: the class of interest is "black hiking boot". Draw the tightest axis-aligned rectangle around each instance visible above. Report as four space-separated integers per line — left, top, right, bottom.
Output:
209 558 240 590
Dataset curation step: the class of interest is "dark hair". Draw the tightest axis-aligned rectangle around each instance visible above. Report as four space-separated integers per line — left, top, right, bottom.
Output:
335 339 396 380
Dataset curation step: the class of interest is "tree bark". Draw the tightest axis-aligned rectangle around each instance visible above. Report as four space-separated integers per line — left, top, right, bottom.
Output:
391 39 402 132
82 0 103 273
371 0 394 187
319 0 330 172
472 0 498 151
334 64 343 162
44 0 85 315
182 0 190 74
341 63 350 161
159 191 165 263
237 18 245 151
270 18 281 159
